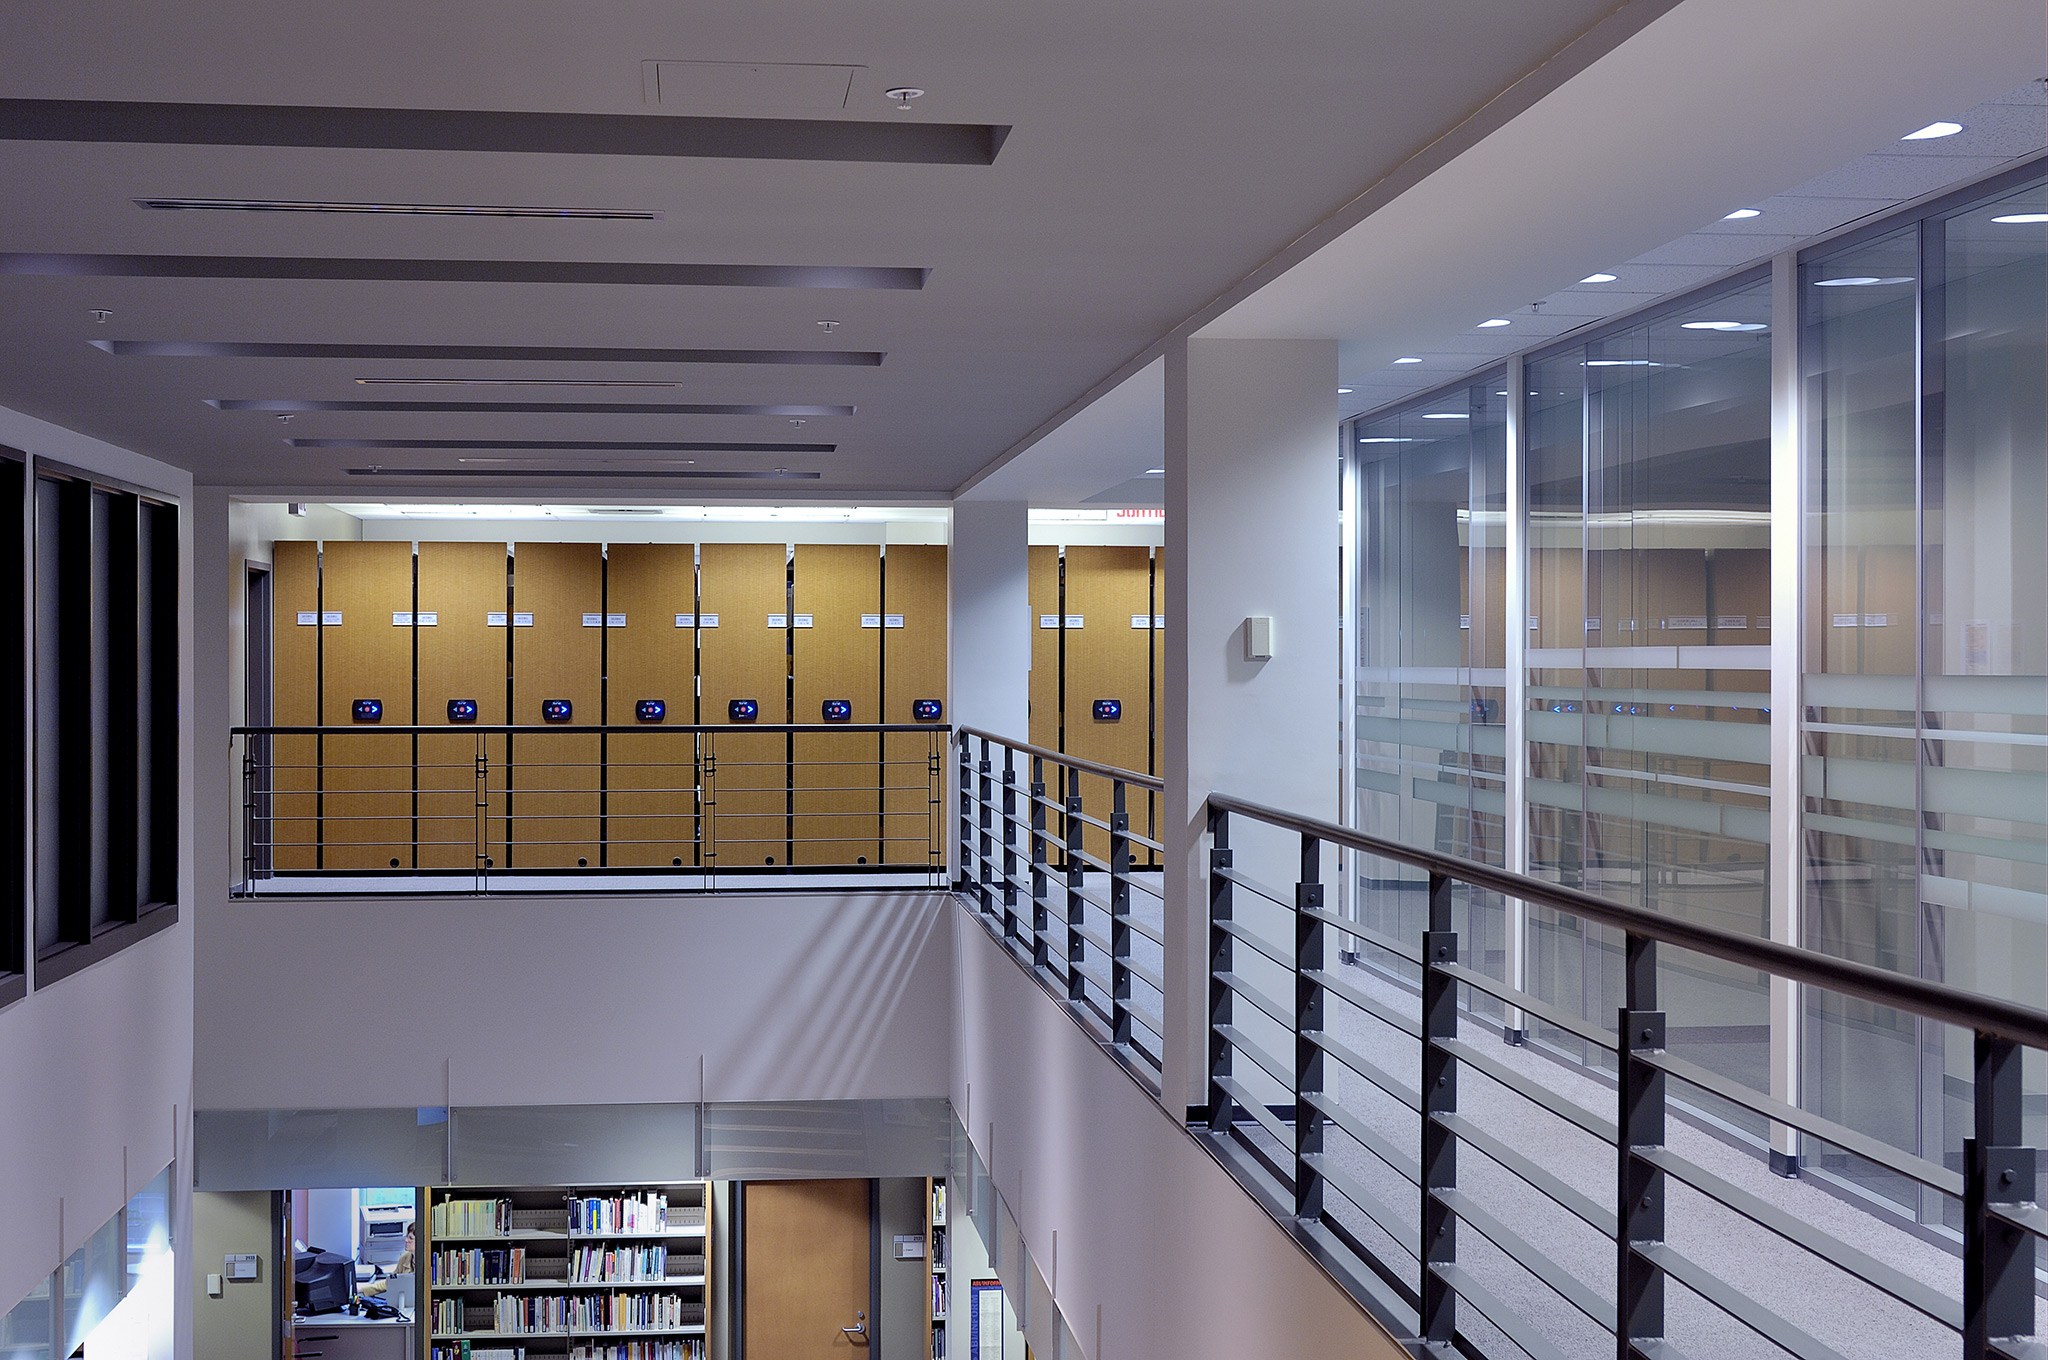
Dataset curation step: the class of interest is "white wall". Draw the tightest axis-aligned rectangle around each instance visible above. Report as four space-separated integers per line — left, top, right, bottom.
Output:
949 500 1030 742
950 905 1406 1360
195 892 951 1110
0 404 196 1349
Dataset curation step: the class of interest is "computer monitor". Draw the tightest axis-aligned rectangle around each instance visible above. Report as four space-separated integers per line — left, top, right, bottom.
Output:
293 1250 352 1315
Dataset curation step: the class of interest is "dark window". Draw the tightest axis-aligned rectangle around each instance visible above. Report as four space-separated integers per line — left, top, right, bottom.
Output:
31 466 178 984
0 453 21 1004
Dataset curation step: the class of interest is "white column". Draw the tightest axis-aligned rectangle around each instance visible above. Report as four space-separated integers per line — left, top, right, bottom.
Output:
949 500 1032 742
1502 353 1531 1041
1163 336 1342 1110
1768 252 1805 1174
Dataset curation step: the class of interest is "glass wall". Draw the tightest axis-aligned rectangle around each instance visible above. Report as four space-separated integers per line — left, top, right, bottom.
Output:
1350 373 1509 999
1802 165 2048 1216
0 1165 173 1360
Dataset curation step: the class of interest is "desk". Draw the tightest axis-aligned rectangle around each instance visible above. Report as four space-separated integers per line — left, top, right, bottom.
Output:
291 1312 413 1360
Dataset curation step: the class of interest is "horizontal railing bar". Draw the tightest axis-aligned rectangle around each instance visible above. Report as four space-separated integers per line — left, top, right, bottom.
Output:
1434 1110 1616 1236
1646 1050 1961 1196
1066 809 1115 835
1225 1121 1298 1195
1989 1338 2048 1360
1434 960 1615 1050
1635 1146 1961 1329
1305 1028 1421 1111
1302 1152 1419 1261
1302 1089 1421 1186
240 723 948 736
1215 1023 1293 1089
1118 909 1165 946
1071 960 1116 1000
1127 831 1164 852
1214 863 1297 910
1305 967 1421 1040
1427 1262 1575 1360
1215 917 1293 969
1210 791 2048 1050
1214 1074 1294 1150
1991 1200 2048 1240
1121 953 1166 994
955 727 1166 791
1433 1186 1615 1333
1214 971 1296 1030
1300 904 1421 965
1441 1038 1617 1143
1636 1240 1854 1360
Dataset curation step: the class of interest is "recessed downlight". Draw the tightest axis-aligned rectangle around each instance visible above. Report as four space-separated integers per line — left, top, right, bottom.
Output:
135 196 661 219
1580 273 1618 284
1681 321 1769 332
1394 356 1423 364
1811 276 1915 288
1477 318 1511 328
1992 213 2048 224
1723 208 1762 220
1902 121 1964 140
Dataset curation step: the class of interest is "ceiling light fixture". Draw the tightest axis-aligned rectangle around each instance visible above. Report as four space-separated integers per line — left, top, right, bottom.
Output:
1584 359 1662 367
1811 276 1915 288
1723 208 1762 220
354 377 686 389
1421 412 1470 419
1580 273 1618 284
885 87 926 110
1357 437 1415 444
1144 468 1165 475
817 319 841 332
1992 212 2048 224
135 197 661 220
1338 386 1354 394
1394 356 1423 364
1477 318 1511 328
1901 121 1965 140
1681 320 1769 332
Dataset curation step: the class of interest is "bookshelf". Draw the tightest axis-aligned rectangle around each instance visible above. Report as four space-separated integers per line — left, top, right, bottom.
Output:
926 1178 949 1360
423 1183 710 1360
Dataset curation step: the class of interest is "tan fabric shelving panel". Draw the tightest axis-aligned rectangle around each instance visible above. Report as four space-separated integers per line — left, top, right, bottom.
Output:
269 540 321 872
415 541 508 871
792 544 882 867
509 542 602 869
1146 546 1165 866
698 543 790 869
882 544 948 865
606 543 701 868
1061 545 1152 862
317 541 416 871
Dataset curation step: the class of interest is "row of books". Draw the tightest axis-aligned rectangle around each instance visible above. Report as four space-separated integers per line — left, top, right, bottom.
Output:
432 1346 527 1360
433 1199 514 1237
433 1247 529 1286
929 1181 948 1226
570 1244 671 1283
932 1277 949 1318
568 1344 705 1360
569 1194 670 1235
491 1291 703 1335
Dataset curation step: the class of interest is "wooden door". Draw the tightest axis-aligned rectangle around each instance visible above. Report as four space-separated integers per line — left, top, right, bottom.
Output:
318 541 416 872
791 544 881 867
881 544 947 866
743 1180 872 1360
1027 546 1063 846
606 543 701 867
509 542 603 869
1061 545 1152 862
415 542 508 871
698 544 790 869
1146 545 1165 867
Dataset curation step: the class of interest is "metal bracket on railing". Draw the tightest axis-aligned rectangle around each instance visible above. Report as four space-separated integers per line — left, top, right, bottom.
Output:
1029 756 1050 973
1965 1033 2037 1359
1294 836 1325 1224
1420 890 1459 1347
1206 811 1235 1135
1064 786 1086 1004
1108 781 1133 1050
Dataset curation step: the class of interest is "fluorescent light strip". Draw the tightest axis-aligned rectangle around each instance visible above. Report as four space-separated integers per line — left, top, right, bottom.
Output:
289 438 835 453
136 197 660 219
355 378 683 389
219 398 854 416
1992 213 2048 224
345 466 822 479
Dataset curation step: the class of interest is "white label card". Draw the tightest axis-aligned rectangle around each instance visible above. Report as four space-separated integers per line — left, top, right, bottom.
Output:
513 613 534 627
675 614 695 628
885 614 905 629
487 612 508 627
1039 615 1060 629
793 614 814 628
1459 615 1471 630
768 614 788 628
392 611 413 626
1153 615 1165 629
699 613 719 628
1131 614 1151 630
417 612 437 626
1863 613 1891 627
1831 613 1860 628
861 614 882 629
296 611 318 626
1717 615 1748 629
1065 615 1084 628
607 614 626 627
582 613 603 627
1665 615 1708 630
322 612 343 626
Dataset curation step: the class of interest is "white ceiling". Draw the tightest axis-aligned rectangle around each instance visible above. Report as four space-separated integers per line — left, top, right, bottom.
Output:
0 0 1640 499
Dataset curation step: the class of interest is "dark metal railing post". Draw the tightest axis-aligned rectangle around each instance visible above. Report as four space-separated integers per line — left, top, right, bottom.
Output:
1109 778 1134 1048
1064 772 1086 1001
1000 747 1021 946
977 739 997 922
1207 804 1235 1134
239 736 256 890
956 734 973 891
1030 754 1051 975
1420 870 1459 1347
1295 832 1326 1224
1964 1031 2036 1358
1617 931 1667 1359
474 732 490 889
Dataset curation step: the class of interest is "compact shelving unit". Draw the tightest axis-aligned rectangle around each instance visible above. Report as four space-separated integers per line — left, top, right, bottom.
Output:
927 1178 949 1360
422 1182 710 1360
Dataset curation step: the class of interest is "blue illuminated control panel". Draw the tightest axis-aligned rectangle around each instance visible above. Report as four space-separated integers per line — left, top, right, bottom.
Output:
351 698 383 722
541 699 573 723
1092 699 1122 721
912 699 944 722
636 699 666 723
446 698 478 723
821 699 852 722
728 699 759 723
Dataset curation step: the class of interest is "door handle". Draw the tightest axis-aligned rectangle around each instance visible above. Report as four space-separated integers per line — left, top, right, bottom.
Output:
842 1308 868 1341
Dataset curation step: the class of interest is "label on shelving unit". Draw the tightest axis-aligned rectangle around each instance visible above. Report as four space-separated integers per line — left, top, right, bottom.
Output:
392 611 413 626
675 614 696 628
1065 615 1084 628
1863 613 1891 627
1717 615 1749 629
861 614 882 629
322 611 343 626
886 614 906 628
768 614 788 628
1153 615 1165 628
607 613 626 627
582 613 603 627
1039 615 1060 629
513 613 534 627
487 612 508 627
1831 613 1860 627
1459 615 1471 630
417 612 438 626
793 614 814 628
699 613 719 627
1664 615 1708 630
296 611 317 626
1131 614 1151 629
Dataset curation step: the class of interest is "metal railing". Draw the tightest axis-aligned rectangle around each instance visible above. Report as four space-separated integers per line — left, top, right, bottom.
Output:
1204 792 2047 1360
234 723 948 893
953 727 1168 1089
